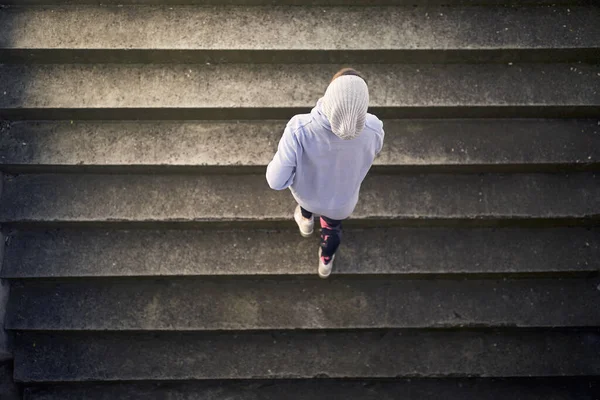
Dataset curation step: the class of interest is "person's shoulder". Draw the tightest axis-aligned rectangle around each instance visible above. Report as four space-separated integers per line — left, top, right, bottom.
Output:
364 113 384 134
286 113 314 137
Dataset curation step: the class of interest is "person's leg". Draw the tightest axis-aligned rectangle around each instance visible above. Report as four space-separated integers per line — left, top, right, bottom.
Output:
300 207 313 219
320 216 342 263
294 205 314 237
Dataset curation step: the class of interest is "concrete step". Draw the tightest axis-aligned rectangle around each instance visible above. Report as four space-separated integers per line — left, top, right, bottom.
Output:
2 0 596 5
1 63 599 120
0 360 19 400
6 277 600 330
3 228 598 278
1 119 599 172
20 378 600 400
1 173 598 226
2 5 598 64
14 330 600 381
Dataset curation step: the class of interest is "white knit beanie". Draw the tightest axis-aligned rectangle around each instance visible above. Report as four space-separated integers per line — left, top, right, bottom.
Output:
322 75 369 140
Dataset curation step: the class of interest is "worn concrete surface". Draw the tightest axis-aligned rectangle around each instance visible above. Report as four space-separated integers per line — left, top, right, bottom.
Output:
4 48 599 64
1 0 598 395
27 379 600 400
2 0 595 5
14 330 600 381
0 279 8 359
7 277 600 330
1 0 594 5
0 173 598 223
0 64 598 119
0 172 10 360
1 119 599 168
21 379 600 400
0 361 19 400
0 173 17 400
1 6 597 64
3 227 598 277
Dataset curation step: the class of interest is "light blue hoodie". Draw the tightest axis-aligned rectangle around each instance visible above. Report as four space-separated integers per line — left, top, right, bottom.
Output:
266 98 385 220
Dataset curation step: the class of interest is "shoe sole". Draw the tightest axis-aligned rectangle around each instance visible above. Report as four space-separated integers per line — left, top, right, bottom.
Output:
318 270 331 279
299 229 313 238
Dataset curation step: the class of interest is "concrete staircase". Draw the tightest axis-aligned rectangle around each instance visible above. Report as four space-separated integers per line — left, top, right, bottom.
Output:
1 0 600 398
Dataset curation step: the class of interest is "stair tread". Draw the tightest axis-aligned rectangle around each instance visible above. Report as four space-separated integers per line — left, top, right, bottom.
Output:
14 330 600 381
7 277 600 330
1 119 599 168
3 0 595 6
1 64 599 120
2 5 597 52
21 378 600 400
3 228 598 277
1 173 598 224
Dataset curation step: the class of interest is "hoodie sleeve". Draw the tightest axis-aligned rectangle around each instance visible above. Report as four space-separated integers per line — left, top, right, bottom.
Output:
368 116 385 157
377 124 385 155
266 122 299 190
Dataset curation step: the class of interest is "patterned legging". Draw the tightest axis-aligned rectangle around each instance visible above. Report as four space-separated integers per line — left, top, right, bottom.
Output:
300 207 342 259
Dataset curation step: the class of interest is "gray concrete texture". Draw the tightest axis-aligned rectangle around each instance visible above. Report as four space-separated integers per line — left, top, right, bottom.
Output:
3 227 598 277
0 175 15 400
4 48 597 64
0 172 9 361
0 173 598 223
1 64 598 114
0 280 8 360
2 228 600 278
1 6 597 50
6 277 600 330
14 330 600 381
21 379 600 400
1 119 599 168
2 0 594 6
0 0 598 396
0 362 19 400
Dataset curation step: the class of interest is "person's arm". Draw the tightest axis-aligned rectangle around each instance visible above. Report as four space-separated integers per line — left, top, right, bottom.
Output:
266 123 298 190
374 119 385 157
376 124 385 156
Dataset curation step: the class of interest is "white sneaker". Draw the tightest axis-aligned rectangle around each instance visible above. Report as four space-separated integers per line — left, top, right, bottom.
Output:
318 248 335 279
294 205 314 237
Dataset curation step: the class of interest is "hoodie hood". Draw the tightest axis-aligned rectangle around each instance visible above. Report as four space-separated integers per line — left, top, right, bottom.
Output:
321 75 369 140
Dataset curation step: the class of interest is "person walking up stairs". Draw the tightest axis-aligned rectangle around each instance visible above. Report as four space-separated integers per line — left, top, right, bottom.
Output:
267 68 384 278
